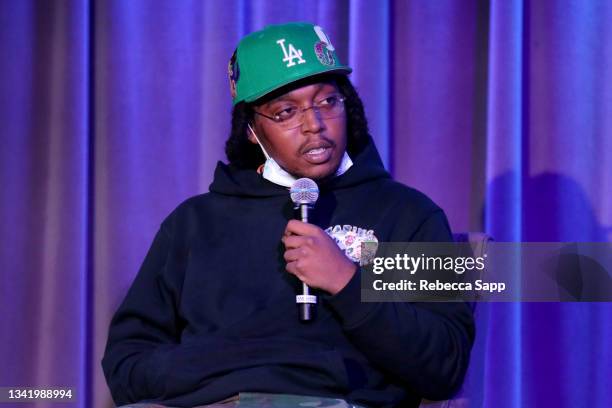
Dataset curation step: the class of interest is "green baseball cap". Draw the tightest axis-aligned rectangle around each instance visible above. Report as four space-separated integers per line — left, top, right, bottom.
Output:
228 22 352 105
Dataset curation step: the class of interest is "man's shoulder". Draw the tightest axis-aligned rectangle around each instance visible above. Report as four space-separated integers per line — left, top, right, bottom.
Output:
371 177 443 215
158 192 219 231
172 192 214 214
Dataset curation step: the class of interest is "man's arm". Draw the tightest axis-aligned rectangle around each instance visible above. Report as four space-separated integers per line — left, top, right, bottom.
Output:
101 223 182 404
326 211 474 400
101 218 232 405
283 211 475 400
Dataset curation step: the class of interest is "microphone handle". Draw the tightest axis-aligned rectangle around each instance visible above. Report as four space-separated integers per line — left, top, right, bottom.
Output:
300 204 309 223
299 282 315 321
298 203 316 321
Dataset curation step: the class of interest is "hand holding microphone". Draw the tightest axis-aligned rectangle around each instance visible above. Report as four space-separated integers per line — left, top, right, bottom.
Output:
286 178 357 321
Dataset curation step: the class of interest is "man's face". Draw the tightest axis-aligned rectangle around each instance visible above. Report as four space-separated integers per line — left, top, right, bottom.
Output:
250 81 347 181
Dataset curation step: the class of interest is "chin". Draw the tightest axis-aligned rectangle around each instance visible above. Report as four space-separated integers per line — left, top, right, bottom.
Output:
303 163 341 181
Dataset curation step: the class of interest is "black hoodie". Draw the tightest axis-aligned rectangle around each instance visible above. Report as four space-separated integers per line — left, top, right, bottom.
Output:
102 137 474 408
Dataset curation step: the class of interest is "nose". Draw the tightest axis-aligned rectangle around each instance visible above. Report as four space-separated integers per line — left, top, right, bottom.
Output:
300 107 325 133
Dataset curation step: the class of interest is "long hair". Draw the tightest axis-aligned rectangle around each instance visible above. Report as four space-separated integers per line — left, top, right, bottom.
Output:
225 74 371 169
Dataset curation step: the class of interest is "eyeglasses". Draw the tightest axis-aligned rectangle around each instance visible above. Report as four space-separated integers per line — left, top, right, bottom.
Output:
253 94 346 130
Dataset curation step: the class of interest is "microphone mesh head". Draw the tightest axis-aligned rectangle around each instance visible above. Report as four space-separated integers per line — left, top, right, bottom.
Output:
290 178 319 205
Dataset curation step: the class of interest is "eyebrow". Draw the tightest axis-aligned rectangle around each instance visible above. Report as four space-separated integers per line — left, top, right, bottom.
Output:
264 83 334 108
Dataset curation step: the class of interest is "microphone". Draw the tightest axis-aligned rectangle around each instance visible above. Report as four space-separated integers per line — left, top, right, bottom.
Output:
289 178 319 321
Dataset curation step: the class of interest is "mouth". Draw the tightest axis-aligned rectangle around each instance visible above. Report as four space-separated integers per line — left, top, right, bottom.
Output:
302 143 334 164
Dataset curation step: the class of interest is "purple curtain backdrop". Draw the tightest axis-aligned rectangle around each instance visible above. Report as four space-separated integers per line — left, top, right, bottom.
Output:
1 1 611 407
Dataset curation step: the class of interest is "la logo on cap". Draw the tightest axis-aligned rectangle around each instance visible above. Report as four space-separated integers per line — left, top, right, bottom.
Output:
276 39 306 67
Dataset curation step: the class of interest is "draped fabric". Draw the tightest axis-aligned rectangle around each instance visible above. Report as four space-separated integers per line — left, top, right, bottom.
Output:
1 1 610 407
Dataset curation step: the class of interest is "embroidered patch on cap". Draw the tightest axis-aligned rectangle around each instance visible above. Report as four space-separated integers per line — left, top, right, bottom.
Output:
228 51 240 99
313 25 335 66
326 225 379 265
314 41 335 66
277 38 306 68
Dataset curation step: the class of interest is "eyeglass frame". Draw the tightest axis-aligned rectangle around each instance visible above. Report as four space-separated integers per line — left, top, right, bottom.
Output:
252 93 347 130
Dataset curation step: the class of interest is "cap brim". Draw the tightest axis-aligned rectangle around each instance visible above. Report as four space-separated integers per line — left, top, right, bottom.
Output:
241 66 352 105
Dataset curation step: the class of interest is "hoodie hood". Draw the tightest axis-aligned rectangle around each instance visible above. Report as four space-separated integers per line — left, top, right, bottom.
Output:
209 135 391 198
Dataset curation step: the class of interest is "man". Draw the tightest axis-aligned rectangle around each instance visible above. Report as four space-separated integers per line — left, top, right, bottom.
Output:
102 22 474 408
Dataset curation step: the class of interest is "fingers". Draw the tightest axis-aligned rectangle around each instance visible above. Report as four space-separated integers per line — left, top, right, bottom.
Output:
284 248 306 262
284 219 321 237
282 221 332 287
282 234 315 249
285 258 312 282
285 260 302 279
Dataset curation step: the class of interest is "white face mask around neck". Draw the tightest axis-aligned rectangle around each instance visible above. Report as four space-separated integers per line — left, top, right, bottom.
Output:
248 124 353 188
